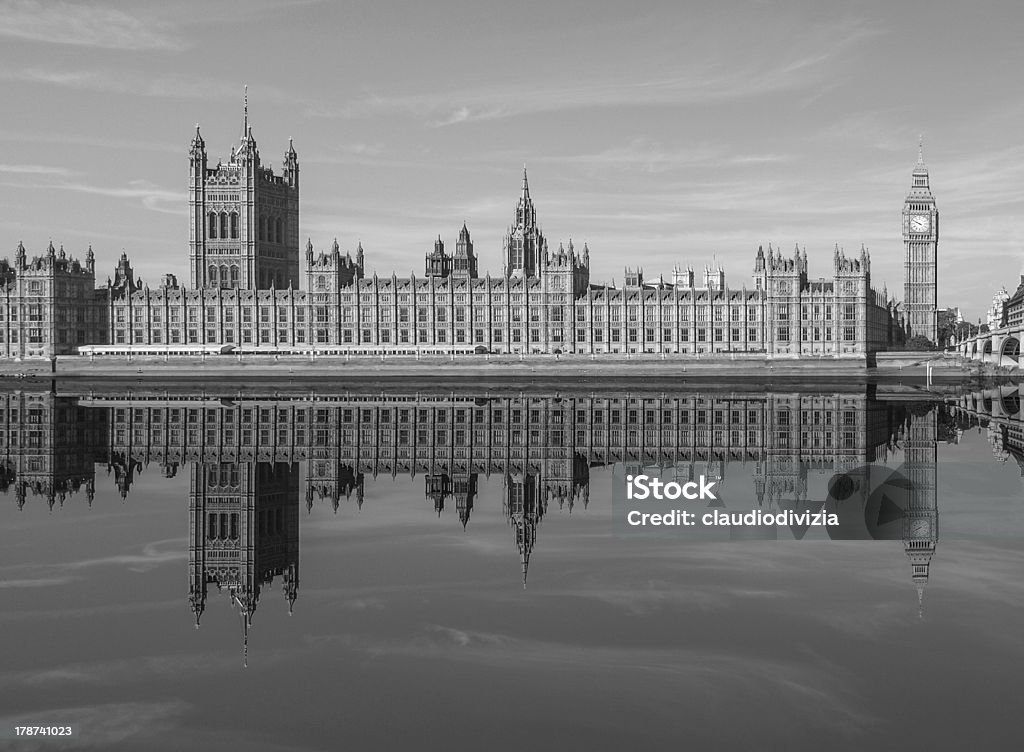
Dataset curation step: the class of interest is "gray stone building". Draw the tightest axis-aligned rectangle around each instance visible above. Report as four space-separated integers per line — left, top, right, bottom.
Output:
1 119 909 360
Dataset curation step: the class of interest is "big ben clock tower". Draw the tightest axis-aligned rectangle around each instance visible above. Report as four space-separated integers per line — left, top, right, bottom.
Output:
903 139 939 342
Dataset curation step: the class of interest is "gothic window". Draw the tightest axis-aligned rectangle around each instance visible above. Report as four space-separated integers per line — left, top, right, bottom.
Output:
208 265 217 285
230 265 239 287
208 212 217 239
316 275 326 291
230 212 239 239
220 265 229 288
219 212 228 239
276 218 283 244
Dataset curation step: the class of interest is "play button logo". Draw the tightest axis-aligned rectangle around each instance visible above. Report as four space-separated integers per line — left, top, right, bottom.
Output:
824 465 915 540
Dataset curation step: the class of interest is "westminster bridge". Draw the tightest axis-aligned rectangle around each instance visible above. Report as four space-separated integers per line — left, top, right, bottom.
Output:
955 326 1022 366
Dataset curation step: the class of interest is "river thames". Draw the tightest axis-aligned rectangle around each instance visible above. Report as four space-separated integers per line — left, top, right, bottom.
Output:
1 381 1021 750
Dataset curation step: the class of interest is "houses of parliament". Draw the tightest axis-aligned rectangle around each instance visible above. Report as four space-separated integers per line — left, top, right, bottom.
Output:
0 110 943 361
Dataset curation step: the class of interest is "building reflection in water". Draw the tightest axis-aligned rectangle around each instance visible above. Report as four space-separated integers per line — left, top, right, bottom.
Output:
0 385 974 655
189 461 299 666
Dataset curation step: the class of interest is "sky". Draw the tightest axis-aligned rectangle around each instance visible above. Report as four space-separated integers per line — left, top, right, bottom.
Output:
0 0 1022 318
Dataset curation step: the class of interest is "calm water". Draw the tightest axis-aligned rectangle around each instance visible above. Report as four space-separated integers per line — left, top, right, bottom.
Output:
1 382 1022 751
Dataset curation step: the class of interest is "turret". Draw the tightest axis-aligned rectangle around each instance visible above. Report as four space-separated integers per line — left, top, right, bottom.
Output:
284 137 299 188
189 124 206 163
504 166 546 277
112 251 136 293
624 267 643 287
426 235 450 278
452 223 478 279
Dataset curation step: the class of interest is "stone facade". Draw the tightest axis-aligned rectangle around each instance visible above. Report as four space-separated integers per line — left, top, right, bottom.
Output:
188 113 299 291
0 242 107 358
1 120 909 360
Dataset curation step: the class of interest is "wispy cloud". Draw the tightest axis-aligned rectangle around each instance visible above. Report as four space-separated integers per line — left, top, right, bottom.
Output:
0 576 77 589
54 180 183 215
0 1 184 51
0 129 181 154
0 67 299 113
546 140 793 173
311 19 878 125
0 177 184 215
0 67 240 101
0 163 76 176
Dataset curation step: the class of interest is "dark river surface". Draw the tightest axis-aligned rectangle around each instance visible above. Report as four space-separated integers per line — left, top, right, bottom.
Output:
1 381 1021 751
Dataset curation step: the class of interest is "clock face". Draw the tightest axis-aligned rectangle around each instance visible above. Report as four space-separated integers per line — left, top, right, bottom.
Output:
911 518 931 537
910 214 930 233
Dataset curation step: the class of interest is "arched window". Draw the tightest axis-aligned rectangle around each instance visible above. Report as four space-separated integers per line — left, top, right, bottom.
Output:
230 212 238 239
208 265 217 285
316 275 326 291
276 218 283 244
219 212 228 239
208 212 217 239
230 265 239 287
220 265 229 288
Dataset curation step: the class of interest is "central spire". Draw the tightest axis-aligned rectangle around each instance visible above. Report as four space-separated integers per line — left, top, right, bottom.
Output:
243 84 249 139
522 163 530 200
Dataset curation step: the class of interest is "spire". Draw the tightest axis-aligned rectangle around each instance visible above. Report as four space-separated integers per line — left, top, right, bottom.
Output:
522 163 530 199
232 590 253 669
242 610 249 669
243 84 248 139
909 137 931 193
190 123 205 154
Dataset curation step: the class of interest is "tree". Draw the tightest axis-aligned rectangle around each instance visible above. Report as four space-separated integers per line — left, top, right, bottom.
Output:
905 335 937 351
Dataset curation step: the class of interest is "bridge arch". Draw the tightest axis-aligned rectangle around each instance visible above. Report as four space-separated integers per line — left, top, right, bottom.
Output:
983 339 993 356
1001 336 1020 363
1000 389 1021 417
